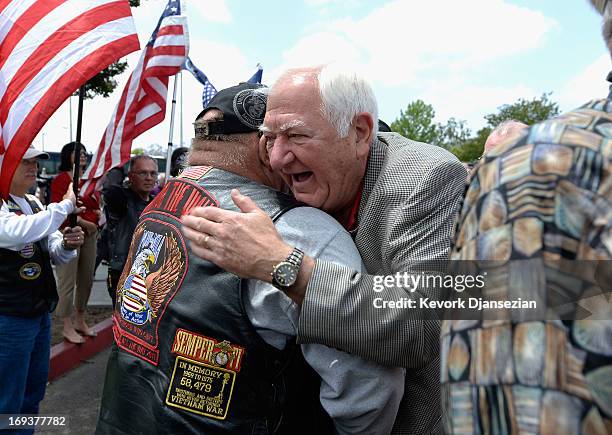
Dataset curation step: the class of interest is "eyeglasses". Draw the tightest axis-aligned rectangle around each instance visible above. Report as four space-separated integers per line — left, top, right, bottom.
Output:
132 171 158 178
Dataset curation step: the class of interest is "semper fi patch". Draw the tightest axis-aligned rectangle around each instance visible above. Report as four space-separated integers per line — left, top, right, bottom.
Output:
165 329 245 420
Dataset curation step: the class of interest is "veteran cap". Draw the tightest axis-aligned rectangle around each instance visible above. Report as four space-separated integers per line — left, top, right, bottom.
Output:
195 82 267 137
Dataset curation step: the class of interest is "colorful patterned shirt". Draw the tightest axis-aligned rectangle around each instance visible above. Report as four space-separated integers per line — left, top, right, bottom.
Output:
441 99 612 434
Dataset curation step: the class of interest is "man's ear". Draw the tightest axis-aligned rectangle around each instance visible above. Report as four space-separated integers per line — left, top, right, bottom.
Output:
258 134 273 171
353 112 373 159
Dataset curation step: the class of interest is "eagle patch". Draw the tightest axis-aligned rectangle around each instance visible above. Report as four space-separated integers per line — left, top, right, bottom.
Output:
114 217 188 365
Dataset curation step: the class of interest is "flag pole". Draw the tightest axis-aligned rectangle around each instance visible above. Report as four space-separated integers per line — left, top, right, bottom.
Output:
165 74 179 183
70 86 85 226
69 95 73 142
180 70 184 148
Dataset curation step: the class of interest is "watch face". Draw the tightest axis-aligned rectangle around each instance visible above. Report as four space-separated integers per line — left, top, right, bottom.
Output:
274 262 298 287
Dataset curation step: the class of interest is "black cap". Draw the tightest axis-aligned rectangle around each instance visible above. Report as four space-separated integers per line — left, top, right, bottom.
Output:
195 82 267 137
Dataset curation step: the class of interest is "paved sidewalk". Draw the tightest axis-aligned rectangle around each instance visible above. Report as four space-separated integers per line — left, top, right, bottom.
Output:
88 263 113 308
39 347 110 435
38 265 113 434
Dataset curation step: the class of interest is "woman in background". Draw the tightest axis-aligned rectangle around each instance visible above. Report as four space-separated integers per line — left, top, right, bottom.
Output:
50 142 100 344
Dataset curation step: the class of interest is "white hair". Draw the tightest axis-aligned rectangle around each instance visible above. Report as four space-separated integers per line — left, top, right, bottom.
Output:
317 63 378 139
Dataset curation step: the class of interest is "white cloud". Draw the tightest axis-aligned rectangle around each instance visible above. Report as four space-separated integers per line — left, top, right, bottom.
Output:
281 0 558 86
425 83 538 130
557 54 611 111
186 0 232 24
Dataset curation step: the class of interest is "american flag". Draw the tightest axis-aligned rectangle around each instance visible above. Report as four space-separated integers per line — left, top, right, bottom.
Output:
123 274 147 311
0 0 139 199
81 0 188 197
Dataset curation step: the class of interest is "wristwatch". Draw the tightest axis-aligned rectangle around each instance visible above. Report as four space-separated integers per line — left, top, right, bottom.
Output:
271 247 304 289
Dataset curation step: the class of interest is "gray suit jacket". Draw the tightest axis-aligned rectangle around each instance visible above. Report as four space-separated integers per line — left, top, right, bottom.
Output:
298 132 467 434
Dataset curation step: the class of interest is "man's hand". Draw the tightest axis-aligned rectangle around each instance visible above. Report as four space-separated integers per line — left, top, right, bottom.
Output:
181 189 292 282
62 226 85 250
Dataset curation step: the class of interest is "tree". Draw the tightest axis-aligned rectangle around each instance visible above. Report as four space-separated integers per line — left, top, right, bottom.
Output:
391 100 439 145
450 127 490 163
143 143 164 156
484 92 560 127
450 93 560 162
436 118 471 150
391 101 472 150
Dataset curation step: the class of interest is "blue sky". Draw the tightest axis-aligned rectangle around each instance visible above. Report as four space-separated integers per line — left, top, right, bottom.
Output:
38 0 608 153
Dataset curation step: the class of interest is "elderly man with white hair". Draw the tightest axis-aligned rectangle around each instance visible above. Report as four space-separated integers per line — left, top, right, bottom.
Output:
182 65 467 433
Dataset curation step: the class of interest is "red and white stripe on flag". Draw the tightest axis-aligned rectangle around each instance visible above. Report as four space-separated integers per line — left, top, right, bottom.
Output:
81 11 189 197
0 0 140 199
129 274 147 301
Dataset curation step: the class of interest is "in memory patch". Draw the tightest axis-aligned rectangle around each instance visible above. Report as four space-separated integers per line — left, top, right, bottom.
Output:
166 356 236 420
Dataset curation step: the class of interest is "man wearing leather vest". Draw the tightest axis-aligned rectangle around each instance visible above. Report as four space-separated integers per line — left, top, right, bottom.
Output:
0 145 84 430
103 155 157 307
97 83 404 435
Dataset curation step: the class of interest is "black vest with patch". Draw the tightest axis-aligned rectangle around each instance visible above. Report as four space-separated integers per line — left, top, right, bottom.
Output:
0 195 58 317
97 167 333 435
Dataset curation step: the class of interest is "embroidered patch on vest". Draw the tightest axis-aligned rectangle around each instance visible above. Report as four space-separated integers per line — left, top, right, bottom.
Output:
114 217 188 365
19 262 41 280
166 356 237 420
178 166 213 181
18 244 35 258
143 177 218 218
165 330 244 419
171 328 245 371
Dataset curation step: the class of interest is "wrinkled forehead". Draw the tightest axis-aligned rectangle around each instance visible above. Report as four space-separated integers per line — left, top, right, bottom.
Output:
260 118 306 134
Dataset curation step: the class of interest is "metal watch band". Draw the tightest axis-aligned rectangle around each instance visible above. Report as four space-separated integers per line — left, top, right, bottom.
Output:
286 247 304 266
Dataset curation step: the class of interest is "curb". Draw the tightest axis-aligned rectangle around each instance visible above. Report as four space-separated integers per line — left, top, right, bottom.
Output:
48 318 114 382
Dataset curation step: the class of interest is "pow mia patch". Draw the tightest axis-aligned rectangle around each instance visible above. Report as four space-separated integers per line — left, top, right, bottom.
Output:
233 88 266 129
20 263 41 280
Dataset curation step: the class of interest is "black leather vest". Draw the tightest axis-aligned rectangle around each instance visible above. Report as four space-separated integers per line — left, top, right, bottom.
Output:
97 167 333 435
0 195 58 317
107 187 150 272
